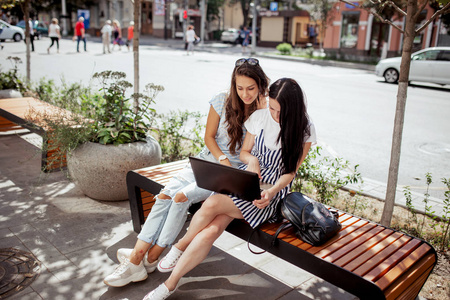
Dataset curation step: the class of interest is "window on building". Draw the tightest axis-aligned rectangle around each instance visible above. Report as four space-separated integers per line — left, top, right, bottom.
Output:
412 10 427 52
340 12 360 48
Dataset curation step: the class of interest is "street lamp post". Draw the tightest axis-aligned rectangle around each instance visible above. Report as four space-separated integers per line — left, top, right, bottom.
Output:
251 0 258 55
200 0 206 47
61 0 67 36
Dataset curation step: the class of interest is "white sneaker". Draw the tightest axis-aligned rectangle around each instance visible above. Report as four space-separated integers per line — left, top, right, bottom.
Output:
104 258 148 287
117 248 158 273
157 246 183 273
142 283 174 300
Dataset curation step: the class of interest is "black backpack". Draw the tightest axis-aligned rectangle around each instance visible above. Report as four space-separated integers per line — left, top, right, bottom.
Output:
280 192 341 246
248 192 341 254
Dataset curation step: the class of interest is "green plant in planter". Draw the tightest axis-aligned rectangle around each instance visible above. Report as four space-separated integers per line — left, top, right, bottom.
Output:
91 71 164 145
28 71 164 171
0 56 27 93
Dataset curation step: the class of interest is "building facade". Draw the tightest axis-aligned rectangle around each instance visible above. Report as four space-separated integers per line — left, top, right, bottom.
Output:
322 1 447 62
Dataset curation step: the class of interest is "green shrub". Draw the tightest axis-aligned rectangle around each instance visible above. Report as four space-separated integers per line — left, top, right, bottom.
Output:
0 56 27 93
276 43 292 55
293 146 363 205
152 110 205 163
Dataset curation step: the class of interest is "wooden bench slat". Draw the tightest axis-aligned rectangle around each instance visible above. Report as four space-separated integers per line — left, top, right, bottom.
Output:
344 231 404 273
334 228 394 267
324 225 386 263
357 235 414 279
315 223 377 259
383 254 435 300
374 243 431 290
136 160 188 175
364 238 422 283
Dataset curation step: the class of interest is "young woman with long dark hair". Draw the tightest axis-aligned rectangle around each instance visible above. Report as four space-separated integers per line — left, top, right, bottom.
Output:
142 78 317 299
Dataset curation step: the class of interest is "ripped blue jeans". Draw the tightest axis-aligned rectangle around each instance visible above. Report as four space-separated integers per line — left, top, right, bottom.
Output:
137 148 216 248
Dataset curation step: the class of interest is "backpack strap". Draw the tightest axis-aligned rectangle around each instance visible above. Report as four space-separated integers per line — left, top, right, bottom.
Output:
247 221 292 254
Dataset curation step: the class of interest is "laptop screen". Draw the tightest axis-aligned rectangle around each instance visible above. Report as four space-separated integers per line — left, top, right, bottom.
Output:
189 157 261 201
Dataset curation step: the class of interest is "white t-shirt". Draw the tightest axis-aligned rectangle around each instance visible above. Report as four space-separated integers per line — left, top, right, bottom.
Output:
101 24 112 38
185 29 196 42
48 23 60 37
244 108 316 150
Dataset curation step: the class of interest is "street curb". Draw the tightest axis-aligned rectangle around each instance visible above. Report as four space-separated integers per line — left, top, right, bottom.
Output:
256 53 376 71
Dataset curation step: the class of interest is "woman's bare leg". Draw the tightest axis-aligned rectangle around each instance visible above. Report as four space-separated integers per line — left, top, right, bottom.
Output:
146 244 165 263
174 194 244 252
128 239 151 265
165 214 234 291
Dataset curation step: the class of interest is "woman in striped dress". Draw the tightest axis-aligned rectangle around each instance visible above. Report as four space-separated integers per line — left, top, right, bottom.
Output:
144 78 317 300
104 58 269 288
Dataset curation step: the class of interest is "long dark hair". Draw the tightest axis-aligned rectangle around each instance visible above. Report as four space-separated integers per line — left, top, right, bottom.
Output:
225 62 269 154
269 78 310 174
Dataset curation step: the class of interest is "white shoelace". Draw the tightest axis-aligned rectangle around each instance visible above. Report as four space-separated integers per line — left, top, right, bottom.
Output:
113 258 130 275
143 283 171 300
165 248 182 267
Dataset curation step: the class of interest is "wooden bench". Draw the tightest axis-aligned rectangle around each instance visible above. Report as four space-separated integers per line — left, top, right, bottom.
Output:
0 97 80 172
126 160 437 300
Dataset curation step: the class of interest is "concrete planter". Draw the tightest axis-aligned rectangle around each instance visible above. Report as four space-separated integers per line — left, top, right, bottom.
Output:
67 136 161 201
0 89 23 99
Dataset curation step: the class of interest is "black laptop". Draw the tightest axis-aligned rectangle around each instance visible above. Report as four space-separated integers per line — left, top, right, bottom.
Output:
189 156 270 201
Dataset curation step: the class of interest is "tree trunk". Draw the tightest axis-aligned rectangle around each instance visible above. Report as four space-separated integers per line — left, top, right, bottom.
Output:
133 0 140 113
23 0 31 83
241 0 249 27
380 0 418 226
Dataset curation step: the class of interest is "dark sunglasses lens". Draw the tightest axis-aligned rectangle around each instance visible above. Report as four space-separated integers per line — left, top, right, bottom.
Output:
235 58 259 67
235 58 247 67
248 58 259 65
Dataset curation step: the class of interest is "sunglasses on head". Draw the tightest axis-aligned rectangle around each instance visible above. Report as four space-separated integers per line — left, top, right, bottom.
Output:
235 58 259 67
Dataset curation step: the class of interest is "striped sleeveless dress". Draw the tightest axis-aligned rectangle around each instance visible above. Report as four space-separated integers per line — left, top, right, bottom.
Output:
231 129 292 228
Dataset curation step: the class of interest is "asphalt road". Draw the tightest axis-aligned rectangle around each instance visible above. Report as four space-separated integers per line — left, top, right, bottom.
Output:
1 37 449 201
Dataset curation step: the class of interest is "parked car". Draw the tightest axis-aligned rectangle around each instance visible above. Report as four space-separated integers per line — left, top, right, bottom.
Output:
0 19 25 42
221 28 240 44
375 47 450 85
17 20 48 39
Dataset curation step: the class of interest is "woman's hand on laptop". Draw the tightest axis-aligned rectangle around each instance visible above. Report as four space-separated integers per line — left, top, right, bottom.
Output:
219 159 232 167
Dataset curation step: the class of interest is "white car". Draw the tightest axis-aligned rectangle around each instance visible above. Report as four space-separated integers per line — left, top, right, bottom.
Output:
0 19 25 42
375 47 450 85
221 28 240 44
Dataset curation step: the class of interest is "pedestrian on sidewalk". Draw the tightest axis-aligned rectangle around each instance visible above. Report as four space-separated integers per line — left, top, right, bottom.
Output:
240 26 250 55
103 58 270 288
47 18 61 54
73 16 86 52
0 28 3 50
185 25 198 55
126 21 134 51
101 20 112 54
142 77 316 300
112 20 123 51
23 19 35 52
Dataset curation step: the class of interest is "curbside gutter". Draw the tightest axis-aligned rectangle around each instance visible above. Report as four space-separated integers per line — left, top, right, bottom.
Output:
256 53 376 72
